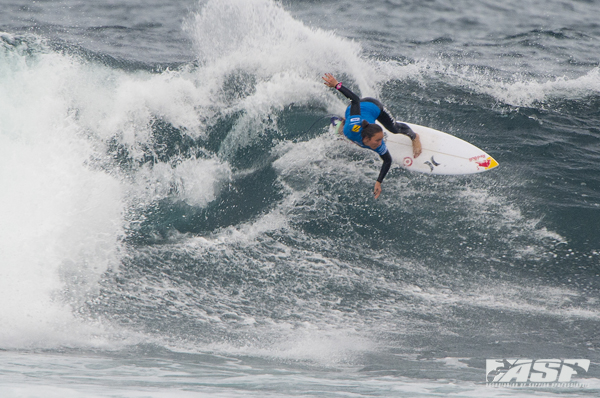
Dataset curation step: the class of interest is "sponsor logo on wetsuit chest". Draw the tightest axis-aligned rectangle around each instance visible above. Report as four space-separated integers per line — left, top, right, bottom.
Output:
350 117 360 123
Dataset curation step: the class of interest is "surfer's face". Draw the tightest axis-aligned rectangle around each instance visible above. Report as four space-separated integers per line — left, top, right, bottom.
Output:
363 131 384 149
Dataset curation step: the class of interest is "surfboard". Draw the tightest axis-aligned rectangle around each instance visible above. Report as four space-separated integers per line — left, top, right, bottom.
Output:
330 118 498 175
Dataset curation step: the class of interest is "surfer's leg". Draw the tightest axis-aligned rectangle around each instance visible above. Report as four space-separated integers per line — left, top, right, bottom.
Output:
376 105 417 140
368 101 398 132
361 97 417 140
395 122 417 140
361 98 403 134
359 98 421 156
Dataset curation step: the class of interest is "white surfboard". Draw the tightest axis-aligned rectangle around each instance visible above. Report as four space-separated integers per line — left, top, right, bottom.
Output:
331 119 498 175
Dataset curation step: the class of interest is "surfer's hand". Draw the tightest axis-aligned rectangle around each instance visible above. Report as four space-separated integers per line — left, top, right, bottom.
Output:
322 73 338 88
412 133 422 158
374 181 382 199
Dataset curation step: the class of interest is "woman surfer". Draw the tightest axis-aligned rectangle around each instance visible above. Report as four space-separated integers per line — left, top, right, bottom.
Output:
322 73 422 199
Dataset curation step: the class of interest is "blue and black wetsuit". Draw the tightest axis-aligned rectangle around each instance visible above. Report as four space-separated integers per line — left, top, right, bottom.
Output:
336 83 416 183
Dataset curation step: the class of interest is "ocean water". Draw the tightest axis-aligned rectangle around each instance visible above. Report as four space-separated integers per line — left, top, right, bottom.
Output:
1 0 599 396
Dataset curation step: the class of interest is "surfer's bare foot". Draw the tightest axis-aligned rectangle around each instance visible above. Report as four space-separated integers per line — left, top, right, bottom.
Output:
412 133 422 158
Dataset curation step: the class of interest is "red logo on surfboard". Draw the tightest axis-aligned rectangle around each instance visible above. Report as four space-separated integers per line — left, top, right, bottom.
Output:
403 157 413 167
473 156 498 170
476 159 492 168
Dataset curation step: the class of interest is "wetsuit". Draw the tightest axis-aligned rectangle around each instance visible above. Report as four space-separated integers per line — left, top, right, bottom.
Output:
336 83 416 183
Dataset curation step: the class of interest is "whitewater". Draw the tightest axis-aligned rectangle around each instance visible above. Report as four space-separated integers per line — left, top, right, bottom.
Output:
1 0 599 396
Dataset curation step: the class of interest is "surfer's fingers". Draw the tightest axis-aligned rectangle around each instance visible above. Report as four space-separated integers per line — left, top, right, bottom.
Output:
322 73 337 87
412 134 423 158
373 182 382 199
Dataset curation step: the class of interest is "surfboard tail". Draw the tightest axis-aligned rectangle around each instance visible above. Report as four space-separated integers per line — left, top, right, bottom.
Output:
330 116 344 135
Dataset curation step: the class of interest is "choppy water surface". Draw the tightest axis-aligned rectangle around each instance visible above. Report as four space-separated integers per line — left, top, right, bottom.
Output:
1 0 599 396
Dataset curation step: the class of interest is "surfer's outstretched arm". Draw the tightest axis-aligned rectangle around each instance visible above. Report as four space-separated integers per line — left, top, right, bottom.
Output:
322 73 361 115
374 151 392 199
378 151 392 184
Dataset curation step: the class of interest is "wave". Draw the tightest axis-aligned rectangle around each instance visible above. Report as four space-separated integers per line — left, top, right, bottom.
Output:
0 34 125 348
375 57 600 108
0 0 376 349
1 0 598 356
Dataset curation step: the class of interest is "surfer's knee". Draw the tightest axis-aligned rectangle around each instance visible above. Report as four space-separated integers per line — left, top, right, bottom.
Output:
395 122 417 140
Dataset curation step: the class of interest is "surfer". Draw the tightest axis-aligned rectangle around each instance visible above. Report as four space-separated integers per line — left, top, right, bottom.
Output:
323 73 422 199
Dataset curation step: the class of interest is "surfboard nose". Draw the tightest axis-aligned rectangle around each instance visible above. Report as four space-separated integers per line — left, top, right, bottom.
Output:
476 156 499 170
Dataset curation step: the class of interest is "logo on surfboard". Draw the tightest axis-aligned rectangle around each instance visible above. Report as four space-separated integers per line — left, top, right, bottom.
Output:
470 154 498 170
424 156 441 172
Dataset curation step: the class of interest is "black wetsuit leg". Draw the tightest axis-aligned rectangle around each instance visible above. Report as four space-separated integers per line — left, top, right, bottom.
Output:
361 97 416 140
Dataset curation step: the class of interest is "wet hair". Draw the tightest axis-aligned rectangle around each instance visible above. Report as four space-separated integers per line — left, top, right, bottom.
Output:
361 120 383 141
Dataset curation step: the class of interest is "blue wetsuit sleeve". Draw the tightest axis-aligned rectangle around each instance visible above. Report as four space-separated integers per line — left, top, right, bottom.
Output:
377 151 392 183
